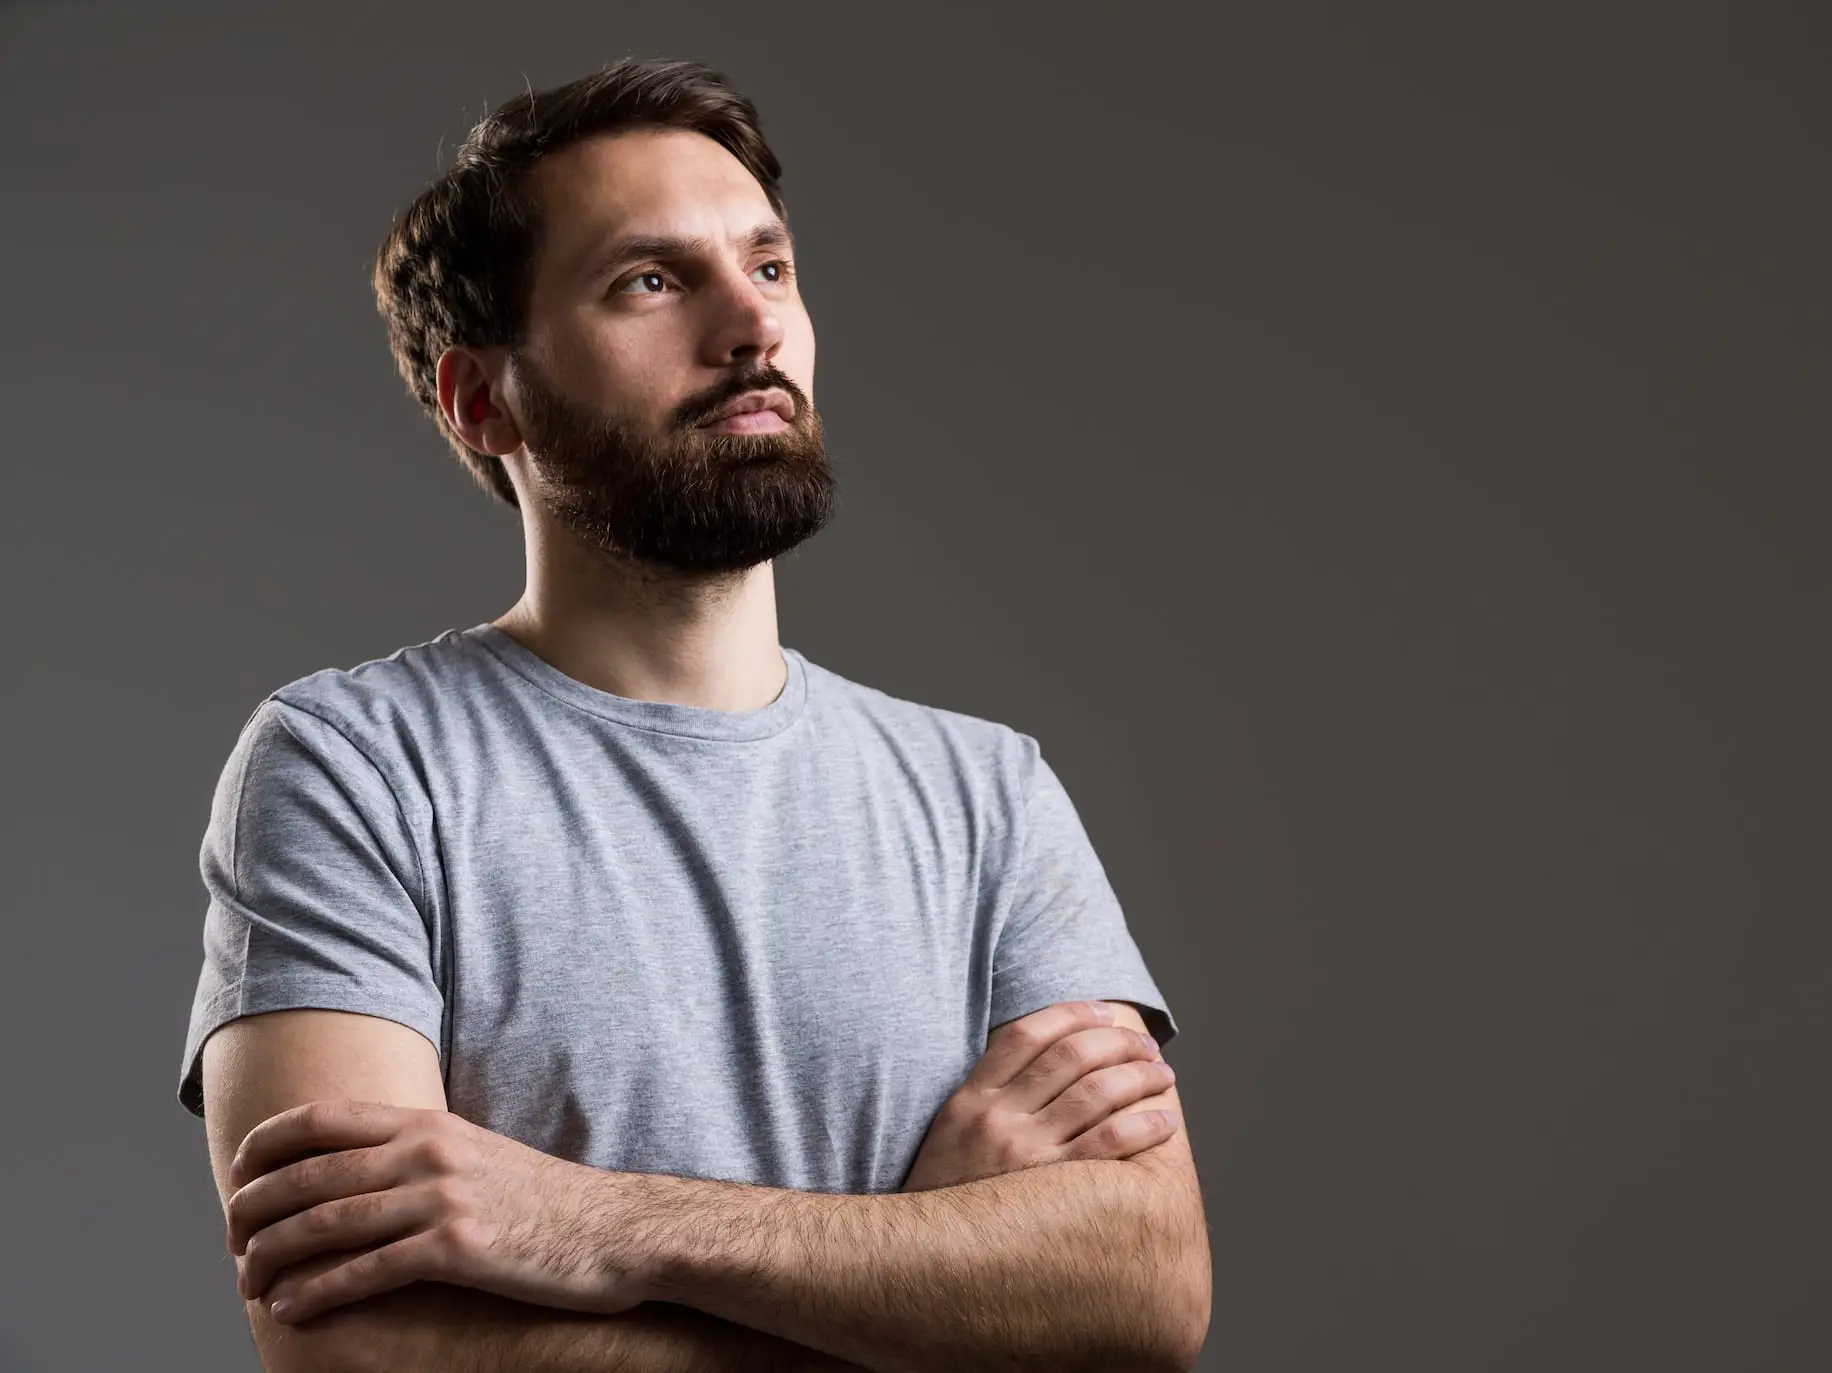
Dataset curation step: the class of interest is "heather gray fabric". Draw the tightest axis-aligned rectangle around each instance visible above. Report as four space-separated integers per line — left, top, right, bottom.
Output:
178 624 1177 1195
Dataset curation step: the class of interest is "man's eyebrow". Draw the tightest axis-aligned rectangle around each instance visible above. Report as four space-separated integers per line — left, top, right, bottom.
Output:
576 221 795 282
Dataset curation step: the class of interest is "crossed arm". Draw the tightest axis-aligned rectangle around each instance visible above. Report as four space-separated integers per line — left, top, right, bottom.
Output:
202 1006 1209 1373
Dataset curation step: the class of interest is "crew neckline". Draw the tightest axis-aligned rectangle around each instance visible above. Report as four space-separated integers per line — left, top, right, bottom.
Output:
463 623 809 742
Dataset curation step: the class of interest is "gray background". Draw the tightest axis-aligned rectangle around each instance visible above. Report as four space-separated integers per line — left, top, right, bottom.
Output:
1 1 1825 1369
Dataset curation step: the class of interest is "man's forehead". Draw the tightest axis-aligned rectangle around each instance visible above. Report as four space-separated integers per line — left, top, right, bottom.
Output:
530 131 783 279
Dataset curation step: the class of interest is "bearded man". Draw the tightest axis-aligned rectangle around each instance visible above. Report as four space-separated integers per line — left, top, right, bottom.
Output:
179 56 1207 1373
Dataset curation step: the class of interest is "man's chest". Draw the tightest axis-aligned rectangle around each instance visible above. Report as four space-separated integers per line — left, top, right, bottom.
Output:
423 735 1007 1191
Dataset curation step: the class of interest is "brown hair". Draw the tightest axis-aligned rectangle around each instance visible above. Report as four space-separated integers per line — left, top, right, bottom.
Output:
370 57 787 509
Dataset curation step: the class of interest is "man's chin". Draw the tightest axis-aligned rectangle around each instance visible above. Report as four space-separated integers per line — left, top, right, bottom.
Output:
633 540 815 578
554 508 831 578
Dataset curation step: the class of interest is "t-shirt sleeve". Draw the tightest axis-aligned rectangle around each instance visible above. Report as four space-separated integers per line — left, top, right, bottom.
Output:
177 698 445 1118
989 745 1179 1050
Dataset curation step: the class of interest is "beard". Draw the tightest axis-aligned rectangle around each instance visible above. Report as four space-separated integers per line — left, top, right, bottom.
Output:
510 353 836 576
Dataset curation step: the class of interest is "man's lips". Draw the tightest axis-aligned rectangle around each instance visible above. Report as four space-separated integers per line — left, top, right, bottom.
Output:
698 388 794 427
702 409 790 433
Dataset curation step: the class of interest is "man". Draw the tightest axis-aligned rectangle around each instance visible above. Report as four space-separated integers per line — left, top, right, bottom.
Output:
179 56 1209 1373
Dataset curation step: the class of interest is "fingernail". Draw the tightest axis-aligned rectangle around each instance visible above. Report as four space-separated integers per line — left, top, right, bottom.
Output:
270 1300 294 1324
1088 1002 1114 1021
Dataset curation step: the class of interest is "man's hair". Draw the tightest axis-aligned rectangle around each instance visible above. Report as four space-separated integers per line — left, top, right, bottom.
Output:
370 57 787 509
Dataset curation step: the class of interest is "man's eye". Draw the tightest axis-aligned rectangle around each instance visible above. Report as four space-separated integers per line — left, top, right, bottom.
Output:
615 260 794 297
616 270 675 296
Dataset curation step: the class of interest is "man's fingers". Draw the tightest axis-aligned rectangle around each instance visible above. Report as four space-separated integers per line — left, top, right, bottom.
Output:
229 1099 411 1189
1035 1058 1177 1141
266 1229 449 1325
975 1001 1116 1089
1060 1106 1181 1163
226 1142 400 1254
239 1186 429 1300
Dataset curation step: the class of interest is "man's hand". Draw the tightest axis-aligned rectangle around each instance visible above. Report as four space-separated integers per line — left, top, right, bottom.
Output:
226 1100 661 1325
899 999 1179 1193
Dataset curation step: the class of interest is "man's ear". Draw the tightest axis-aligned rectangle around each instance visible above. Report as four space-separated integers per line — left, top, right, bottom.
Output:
437 344 517 454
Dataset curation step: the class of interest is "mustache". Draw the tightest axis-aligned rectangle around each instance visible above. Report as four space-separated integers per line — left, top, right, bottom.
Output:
674 364 807 429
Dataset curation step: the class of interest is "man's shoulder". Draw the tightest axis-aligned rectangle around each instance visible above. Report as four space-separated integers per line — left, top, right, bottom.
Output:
798 652 1043 784
233 625 487 773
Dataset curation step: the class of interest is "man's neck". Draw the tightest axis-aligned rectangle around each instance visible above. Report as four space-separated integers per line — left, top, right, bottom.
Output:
492 540 788 713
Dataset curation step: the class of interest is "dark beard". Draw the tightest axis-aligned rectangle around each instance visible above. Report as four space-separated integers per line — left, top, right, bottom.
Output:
511 354 836 575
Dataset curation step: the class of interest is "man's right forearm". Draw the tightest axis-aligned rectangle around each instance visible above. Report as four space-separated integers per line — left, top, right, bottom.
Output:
250 1283 861 1373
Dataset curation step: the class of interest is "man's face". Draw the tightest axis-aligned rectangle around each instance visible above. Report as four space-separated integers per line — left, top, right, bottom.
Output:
505 127 832 575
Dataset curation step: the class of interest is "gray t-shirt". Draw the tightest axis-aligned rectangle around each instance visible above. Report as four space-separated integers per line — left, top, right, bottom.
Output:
178 625 1176 1195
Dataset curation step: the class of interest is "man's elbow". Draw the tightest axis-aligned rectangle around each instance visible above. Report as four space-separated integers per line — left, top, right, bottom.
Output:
1166 1268 1212 1371
1098 1285 1207 1373
1153 1189 1213 1371
1137 1247 1209 1373
1092 1199 1210 1371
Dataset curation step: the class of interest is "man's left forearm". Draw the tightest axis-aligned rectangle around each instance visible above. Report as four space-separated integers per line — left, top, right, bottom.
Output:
635 1157 1206 1373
